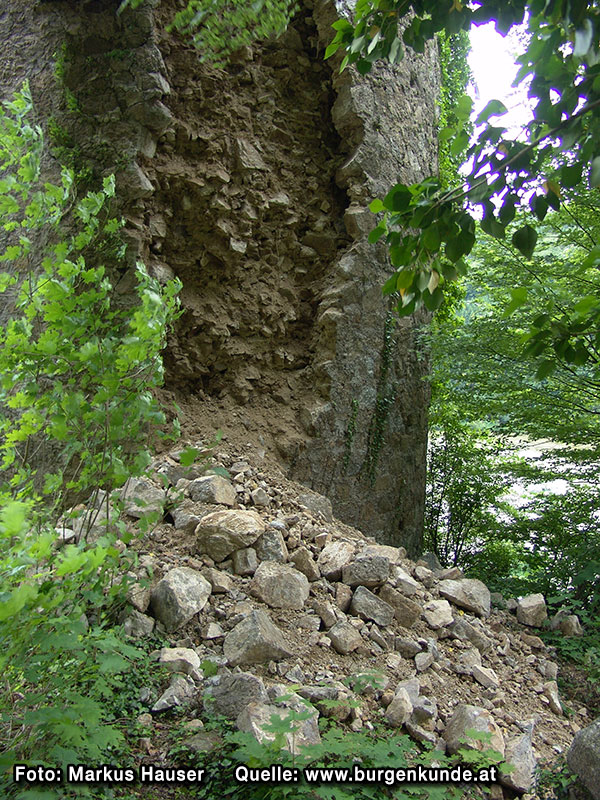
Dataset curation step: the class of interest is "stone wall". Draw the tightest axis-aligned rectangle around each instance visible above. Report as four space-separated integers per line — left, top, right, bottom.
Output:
0 0 439 555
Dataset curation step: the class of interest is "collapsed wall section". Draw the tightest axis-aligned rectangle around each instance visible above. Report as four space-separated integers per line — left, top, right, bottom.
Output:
0 0 439 555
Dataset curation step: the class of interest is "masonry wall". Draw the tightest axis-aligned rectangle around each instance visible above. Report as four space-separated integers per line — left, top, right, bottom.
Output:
0 0 439 555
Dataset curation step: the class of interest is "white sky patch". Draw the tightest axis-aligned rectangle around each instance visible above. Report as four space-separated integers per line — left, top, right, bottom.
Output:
468 21 534 135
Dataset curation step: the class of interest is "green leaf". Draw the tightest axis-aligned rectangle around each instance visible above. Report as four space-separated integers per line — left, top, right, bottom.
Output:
536 359 557 379
369 198 384 213
512 225 537 258
503 287 528 316
560 162 583 188
475 99 508 125
368 224 386 244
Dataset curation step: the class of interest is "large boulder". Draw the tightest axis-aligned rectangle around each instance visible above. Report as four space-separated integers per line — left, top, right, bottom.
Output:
379 585 422 628
237 696 321 755
250 562 310 610
196 509 266 562
121 477 166 518
516 593 547 627
567 718 600 799
203 673 269 719
223 609 293 665
150 567 211 632
438 578 491 617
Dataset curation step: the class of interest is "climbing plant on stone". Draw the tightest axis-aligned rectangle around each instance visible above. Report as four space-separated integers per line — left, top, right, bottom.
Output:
118 0 297 66
327 0 600 374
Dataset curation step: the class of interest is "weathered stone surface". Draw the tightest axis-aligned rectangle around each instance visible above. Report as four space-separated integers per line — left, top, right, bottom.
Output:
567 719 600 800
543 680 563 715
233 547 258 576
551 610 583 636
443 705 505 757
415 652 434 672
255 528 289 563
317 541 355 580
122 610 155 639
454 647 482 676
385 688 413 727
423 599 453 630
203 567 234 594
188 475 237 506
184 730 223 754
472 665 500 690
395 638 422 658
516 593 547 627
342 556 390 588
196 510 266 562
236 697 320 755
379 585 421 627
411 696 437 729
500 734 536 793
290 546 320 581
414 565 435 588
150 567 211 632
350 586 394 626
360 544 404 564
310 598 340 629
298 491 333 522
328 620 363 655
438 579 491 617
152 675 196 712
395 679 420 705
159 647 201 676
448 618 493 653
121 477 166 518
392 567 420 596
203 673 269 719
251 562 310 610
223 609 293 665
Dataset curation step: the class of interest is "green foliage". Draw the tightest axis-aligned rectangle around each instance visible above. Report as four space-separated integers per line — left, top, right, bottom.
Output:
0 83 181 797
118 0 297 67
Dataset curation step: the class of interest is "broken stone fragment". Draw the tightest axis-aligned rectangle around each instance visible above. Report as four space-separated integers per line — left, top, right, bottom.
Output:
203 567 234 594
188 475 237 506
328 620 363 655
196 509 265 562
223 609 293 665
411 696 438 729
543 680 563 715
152 674 196 713
423 599 454 630
159 647 201 676
341 556 390 588
255 528 288 563
122 610 155 639
443 704 505 757
350 586 394 627
385 687 413 727
448 618 493 653
290 546 320 581
150 567 211 632
233 547 258 576
236 696 320 755
317 540 355 581
472 665 500 690
360 544 405 564
297 491 333 522
438 578 491 617
250 562 310 610
203 672 269 719
454 647 482 676
379 585 421 628
251 487 270 507
121 476 166 518
415 652 434 672
391 566 420 596
500 733 537 793
516 593 547 627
